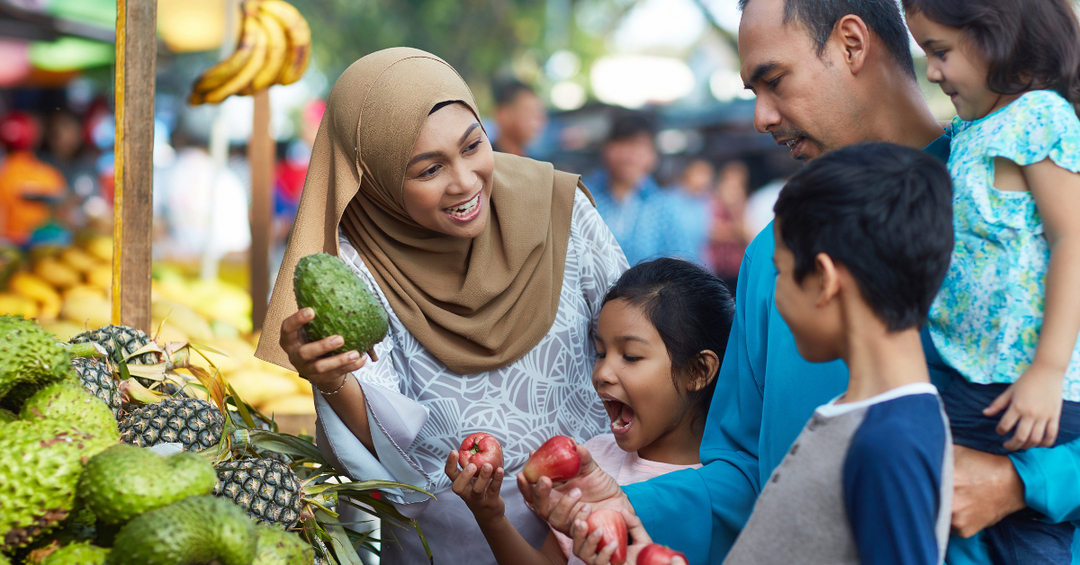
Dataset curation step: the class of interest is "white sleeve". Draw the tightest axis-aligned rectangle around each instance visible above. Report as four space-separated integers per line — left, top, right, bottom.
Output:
309 235 435 514
573 188 630 328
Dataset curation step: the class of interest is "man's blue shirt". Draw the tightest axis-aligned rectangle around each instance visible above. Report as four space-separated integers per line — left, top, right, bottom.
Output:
623 135 1080 564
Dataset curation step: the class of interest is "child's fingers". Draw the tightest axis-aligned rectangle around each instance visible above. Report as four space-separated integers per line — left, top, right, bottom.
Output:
984 388 1014 417
488 466 506 493
548 488 584 527
451 463 478 495
1024 419 1048 451
996 405 1021 437
444 450 461 480
572 519 604 562
1003 416 1034 451
1044 419 1060 448
471 463 496 495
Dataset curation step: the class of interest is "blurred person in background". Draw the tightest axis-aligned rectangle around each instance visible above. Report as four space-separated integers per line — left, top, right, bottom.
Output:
40 109 100 231
0 110 68 246
672 158 716 268
584 111 696 266
708 160 751 293
491 79 547 157
155 128 250 261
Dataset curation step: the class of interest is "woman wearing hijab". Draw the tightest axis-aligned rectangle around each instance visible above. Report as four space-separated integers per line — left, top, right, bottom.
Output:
256 48 627 564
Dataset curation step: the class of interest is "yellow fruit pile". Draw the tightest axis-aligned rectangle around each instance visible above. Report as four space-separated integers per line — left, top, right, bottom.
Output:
188 0 311 105
0 240 316 416
0 236 113 327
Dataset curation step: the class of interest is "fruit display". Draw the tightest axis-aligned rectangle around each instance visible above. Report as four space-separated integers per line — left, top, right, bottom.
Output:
585 509 628 565
637 543 689 565
0 315 433 564
458 432 505 470
522 435 582 483
0 239 315 417
293 253 388 357
188 0 312 105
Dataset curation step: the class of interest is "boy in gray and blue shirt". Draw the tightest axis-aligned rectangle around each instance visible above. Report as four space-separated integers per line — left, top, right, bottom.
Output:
724 143 955 565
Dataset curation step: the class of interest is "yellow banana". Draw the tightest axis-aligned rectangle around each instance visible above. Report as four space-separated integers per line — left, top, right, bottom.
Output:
258 0 311 85
0 293 39 319
248 11 288 93
32 256 81 289
202 15 269 104
9 272 61 320
188 12 262 103
59 247 100 273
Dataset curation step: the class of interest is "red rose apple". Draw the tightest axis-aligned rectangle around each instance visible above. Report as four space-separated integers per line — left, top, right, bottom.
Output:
637 543 688 565
522 435 581 483
458 432 504 470
585 509 628 565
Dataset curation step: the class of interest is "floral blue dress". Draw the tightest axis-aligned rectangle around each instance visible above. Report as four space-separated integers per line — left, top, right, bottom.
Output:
928 89 1080 401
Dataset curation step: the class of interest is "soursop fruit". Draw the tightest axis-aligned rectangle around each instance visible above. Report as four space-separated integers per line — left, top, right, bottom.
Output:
117 397 224 451
0 407 15 424
39 541 109 565
253 527 315 565
106 496 257 565
0 419 116 551
214 458 303 529
78 444 217 526
0 315 75 402
19 383 119 441
293 253 388 355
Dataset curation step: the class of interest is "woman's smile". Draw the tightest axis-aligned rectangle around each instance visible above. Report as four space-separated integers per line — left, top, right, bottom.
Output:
443 190 483 222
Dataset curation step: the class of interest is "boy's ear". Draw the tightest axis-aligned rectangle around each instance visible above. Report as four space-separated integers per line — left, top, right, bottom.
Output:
687 350 721 392
833 14 870 74
814 252 841 306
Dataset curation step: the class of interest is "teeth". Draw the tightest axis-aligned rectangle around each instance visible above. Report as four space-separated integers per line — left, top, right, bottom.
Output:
612 418 629 430
446 193 479 216
786 139 796 148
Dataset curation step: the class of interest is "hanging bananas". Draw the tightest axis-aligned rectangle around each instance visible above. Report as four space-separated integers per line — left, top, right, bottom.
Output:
188 0 312 106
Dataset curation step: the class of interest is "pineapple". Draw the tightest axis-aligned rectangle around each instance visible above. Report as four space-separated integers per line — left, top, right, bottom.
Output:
72 357 121 418
213 459 303 529
118 398 224 451
70 325 162 366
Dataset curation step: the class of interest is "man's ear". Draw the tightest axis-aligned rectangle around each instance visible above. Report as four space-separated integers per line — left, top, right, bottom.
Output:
814 252 841 306
834 14 870 74
687 350 721 392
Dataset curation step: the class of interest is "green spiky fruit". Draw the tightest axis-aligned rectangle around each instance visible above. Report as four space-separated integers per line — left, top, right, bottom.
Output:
39 541 110 565
253 527 315 565
214 459 303 529
78 444 217 526
70 325 161 366
293 253 388 355
106 496 257 565
0 315 75 401
0 419 116 551
19 383 119 441
0 407 15 424
117 398 224 451
72 357 121 418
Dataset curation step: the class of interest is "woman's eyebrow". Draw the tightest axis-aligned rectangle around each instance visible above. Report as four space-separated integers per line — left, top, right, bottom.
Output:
459 123 481 145
407 150 442 167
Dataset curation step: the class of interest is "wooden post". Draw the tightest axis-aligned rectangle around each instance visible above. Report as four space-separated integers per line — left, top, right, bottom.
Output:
112 0 156 332
249 90 273 332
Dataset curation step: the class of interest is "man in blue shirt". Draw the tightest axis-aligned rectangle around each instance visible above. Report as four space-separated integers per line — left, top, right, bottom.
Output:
585 111 696 266
521 0 1080 563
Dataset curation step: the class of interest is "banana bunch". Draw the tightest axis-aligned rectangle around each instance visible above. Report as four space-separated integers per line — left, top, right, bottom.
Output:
188 0 312 105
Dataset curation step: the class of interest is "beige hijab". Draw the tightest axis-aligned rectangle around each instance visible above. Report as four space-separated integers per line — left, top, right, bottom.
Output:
256 48 589 375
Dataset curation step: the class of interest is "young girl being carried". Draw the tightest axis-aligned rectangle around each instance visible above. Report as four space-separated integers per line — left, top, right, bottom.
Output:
443 258 735 565
905 1 1080 563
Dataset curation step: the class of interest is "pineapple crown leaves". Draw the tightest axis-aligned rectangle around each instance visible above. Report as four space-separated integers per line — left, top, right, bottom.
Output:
224 428 435 564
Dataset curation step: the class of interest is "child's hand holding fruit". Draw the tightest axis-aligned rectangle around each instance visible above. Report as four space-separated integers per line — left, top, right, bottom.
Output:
445 432 507 524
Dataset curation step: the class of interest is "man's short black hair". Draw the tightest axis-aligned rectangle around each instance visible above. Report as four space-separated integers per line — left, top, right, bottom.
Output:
606 109 655 143
739 0 916 79
773 142 953 331
493 79 535 107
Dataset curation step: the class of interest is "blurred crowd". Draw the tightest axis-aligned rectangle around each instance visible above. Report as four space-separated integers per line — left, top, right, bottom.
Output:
2 76 785 292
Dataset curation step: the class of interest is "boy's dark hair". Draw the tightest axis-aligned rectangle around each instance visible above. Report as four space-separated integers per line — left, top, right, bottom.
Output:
739 0 916 79
606 110 655 144
902 0 1080 113
493 79 535 107
773 142 953 332
601 258 735 430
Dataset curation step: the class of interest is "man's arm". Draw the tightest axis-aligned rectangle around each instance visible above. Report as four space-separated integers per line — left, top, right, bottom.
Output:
623 233 770 564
